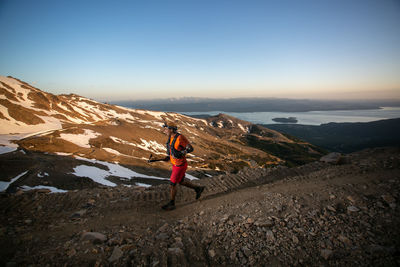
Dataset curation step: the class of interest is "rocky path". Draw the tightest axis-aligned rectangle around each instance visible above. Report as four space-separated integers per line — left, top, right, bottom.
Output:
0 147 399 266
0 161 332 223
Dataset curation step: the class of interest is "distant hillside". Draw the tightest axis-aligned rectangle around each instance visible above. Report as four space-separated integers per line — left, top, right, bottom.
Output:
263 118 400 153
204 113 326 167
112 97 400 113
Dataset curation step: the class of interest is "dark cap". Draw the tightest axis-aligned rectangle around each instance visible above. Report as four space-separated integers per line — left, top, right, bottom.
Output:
163 122 177 131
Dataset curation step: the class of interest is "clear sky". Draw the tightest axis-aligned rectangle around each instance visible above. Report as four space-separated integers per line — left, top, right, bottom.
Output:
1 0 400 101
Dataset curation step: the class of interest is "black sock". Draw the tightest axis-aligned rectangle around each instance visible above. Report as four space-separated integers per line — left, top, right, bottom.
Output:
170 200 175 205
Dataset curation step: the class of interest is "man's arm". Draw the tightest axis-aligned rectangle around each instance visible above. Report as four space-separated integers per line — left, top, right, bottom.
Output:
148 155 170 163
185 143 193 153
177 135 193 155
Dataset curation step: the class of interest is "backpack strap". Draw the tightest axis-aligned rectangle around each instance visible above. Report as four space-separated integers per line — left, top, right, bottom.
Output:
168 133 185 159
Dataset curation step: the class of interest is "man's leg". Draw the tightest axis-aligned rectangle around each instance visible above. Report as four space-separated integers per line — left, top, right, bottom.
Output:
170 184 177 204
180 180 205 200
162 164 181 210
180 179 197 189
162 183 177 210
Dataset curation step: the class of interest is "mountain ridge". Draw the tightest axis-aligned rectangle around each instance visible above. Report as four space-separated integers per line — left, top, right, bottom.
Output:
0 75 323 192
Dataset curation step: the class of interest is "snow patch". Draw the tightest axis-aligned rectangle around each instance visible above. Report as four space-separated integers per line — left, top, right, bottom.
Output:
184 127 199 136
110 136 136 146
21 185 68 193
134 110 166 120
185 122 196 127
55 152 73 156
0 112 63 134
37 172 49 178
72 165 117 186
0 171 28 192
134 139 165 155
108 120 119 126
143 125 162 130
59 129 101 148
238 123 246 132
56 103 71 112
136 182 151 188
74 156 168 182
0 145 17 154
185 173 199 180
103 147 122 155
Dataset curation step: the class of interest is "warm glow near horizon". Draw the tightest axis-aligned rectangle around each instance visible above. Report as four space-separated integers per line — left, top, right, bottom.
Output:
0 0 399 101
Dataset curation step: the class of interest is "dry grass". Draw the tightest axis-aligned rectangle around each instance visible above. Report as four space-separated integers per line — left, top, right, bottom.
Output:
0 87 18 102
0 99 45 125
0 81 16 93
28 91 51 111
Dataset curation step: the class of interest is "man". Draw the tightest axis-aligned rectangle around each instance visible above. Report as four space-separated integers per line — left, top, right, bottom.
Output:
148 122 205 211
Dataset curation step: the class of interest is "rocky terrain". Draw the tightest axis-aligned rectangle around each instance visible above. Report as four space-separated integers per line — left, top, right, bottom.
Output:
0 147 399 266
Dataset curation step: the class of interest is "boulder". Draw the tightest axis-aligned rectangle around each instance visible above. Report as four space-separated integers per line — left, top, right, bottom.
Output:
108 246 123 262
320 153 342 164
266 230 275 242
320 249 333 260
347 206 360 212
208 249 216 258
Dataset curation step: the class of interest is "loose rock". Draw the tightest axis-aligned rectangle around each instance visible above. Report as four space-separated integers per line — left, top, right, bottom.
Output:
81 232 107 244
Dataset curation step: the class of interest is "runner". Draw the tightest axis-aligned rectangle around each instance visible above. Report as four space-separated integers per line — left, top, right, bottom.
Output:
148 122 205 210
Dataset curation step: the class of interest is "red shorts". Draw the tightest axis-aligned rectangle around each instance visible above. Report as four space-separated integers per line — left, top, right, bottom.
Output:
170 162 187 185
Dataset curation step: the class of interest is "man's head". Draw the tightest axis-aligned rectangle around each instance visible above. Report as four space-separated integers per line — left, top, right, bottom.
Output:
163 122 178 135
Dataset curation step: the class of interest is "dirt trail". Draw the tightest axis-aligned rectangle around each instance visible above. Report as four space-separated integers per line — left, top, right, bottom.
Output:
1 147 399 266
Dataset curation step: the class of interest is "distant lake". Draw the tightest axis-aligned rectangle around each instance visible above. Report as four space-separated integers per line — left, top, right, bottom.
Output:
183 107 400 126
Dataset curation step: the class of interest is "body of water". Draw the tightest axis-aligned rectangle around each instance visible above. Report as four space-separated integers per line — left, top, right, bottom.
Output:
183 107 400 125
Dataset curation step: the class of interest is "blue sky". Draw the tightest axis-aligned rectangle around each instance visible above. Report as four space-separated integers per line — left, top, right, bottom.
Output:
1 0 399 101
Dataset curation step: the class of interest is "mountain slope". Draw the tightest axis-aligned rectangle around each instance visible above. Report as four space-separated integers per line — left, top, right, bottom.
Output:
0 75 323 191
